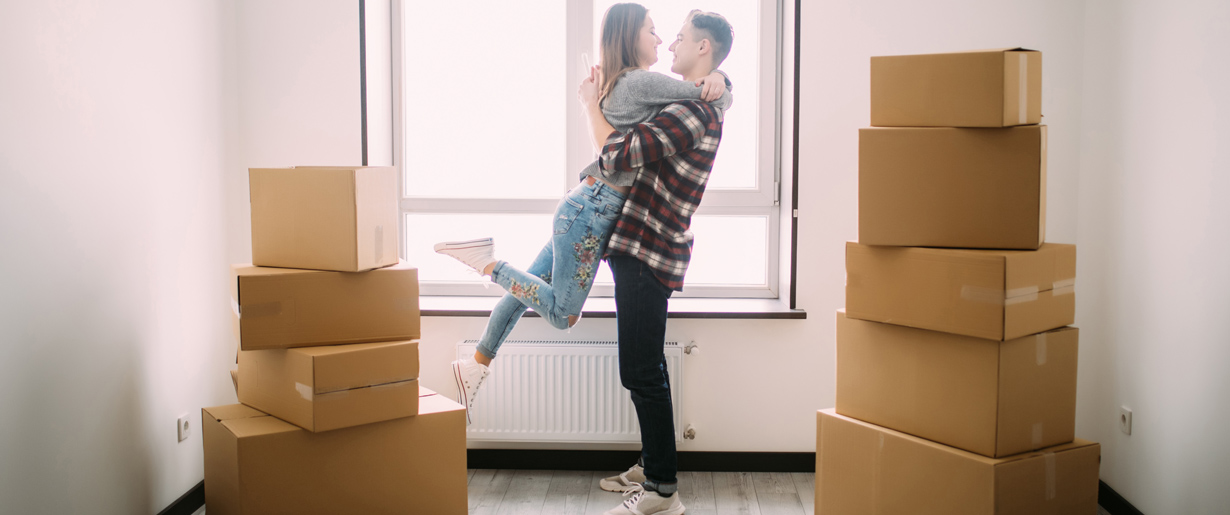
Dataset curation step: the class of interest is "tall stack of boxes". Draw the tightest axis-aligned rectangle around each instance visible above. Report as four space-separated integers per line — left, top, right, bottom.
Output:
816 49 1101 514
203 166 468 514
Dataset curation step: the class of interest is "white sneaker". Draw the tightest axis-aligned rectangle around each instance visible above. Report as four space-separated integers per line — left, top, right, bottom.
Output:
434 238 497 275
603 484 685 515
451 358 491 426
599 462 646 492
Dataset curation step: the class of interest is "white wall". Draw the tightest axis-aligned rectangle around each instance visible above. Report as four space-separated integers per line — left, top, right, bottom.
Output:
4 0 1227 512
0 1 235 513
1076 1 1230 513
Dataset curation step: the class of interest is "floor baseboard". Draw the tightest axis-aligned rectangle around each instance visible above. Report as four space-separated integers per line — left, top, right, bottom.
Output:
1099 480 1145 515
157 480 203 515
466 449 816 472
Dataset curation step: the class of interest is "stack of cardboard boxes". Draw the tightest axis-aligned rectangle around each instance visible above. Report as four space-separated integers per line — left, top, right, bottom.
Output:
816 49 1101 514
203 166 468 514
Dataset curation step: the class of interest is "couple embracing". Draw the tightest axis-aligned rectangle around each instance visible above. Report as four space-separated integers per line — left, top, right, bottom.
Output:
435 4 733 514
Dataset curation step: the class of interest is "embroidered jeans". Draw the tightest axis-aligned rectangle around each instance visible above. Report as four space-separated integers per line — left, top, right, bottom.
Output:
475 180 627 359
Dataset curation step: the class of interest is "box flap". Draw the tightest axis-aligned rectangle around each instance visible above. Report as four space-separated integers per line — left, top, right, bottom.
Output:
1002 243 1077 298
420 385 437 397
222 414 301 439
419 392 465 415
302 340 420 394
203 404 265 423
820 409 1095 466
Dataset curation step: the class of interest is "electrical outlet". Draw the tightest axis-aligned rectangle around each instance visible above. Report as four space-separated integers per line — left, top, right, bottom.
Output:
178 414 191 442
1119 406 1132 435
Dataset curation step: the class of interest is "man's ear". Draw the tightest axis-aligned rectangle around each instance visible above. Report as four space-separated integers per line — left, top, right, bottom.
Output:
697 38 711 56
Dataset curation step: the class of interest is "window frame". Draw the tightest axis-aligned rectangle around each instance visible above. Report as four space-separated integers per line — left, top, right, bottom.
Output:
390 0 785 299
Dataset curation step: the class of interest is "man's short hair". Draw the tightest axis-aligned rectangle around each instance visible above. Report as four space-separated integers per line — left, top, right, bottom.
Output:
688 10 734 67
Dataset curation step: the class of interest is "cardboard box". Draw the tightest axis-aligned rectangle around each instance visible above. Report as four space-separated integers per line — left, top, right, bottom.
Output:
229 369 238 397
249 166 399 273
871 48 1042 127
836 311 1078 457
238 340 421 432
203 388 467 515
859 125 1047 249
815 409 1099 515
231 262 420 350
846 242 1075 341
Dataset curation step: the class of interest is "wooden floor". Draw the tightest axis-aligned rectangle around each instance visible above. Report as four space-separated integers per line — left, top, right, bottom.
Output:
466 469 816 515
193 474 1114 514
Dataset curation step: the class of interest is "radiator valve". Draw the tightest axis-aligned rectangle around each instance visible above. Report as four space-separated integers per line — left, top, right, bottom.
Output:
683 424 696 440
684 341 699 355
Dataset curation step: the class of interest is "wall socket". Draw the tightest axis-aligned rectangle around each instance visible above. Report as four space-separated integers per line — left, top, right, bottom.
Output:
1119 406 1133 435
178 414 191 442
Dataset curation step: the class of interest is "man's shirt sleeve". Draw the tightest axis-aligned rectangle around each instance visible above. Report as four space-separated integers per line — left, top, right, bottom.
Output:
598 101 711 174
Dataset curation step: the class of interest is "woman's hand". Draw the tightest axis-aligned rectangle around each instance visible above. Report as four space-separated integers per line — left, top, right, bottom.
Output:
578 65 601 109
695 71 726 102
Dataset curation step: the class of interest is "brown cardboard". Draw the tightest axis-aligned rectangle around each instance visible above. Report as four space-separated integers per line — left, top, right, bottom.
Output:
203 388 467 515
845 242 1075 341
249 166 399 272
815 409 1099 515
871 48 1042 127
859 125 1047 249
835 311 1078 457
231 262 420 350
229 369 238 397
237 340 421 432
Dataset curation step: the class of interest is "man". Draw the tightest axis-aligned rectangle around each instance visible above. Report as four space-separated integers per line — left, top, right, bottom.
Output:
578 10 734 515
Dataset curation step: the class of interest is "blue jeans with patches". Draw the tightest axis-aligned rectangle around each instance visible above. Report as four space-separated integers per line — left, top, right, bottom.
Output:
475 180 627 360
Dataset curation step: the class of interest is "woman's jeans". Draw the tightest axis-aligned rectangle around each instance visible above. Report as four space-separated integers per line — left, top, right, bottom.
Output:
475 180 627 360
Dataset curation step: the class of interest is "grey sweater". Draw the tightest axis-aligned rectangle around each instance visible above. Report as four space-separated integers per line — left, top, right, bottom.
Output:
580 69 732 186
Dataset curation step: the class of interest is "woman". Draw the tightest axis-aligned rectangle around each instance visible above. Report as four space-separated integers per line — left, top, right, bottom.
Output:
436 3 732 425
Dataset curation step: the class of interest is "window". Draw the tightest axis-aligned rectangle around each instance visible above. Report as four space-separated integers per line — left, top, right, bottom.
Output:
394 0 781 298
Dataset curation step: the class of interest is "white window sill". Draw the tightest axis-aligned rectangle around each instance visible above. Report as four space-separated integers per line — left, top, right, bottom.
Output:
420 296 806 320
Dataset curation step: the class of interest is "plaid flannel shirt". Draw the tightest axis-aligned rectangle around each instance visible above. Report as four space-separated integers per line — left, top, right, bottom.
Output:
598 99 723 291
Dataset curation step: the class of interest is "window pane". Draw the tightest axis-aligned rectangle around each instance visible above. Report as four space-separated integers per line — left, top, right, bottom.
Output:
681 215 768 286
406 213 554 283
403 2 566 199
594 214 768 287
592 0 759 189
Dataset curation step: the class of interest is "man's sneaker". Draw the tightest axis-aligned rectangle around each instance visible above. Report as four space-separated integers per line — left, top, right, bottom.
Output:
434 238 497 275
603 483 685 515
599 462 646 492
451 358 491 426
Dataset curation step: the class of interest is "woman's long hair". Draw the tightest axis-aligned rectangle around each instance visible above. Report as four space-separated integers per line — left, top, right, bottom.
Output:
598 3 648 105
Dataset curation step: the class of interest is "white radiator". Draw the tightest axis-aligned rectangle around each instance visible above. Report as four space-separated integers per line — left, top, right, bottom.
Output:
456 339 684 443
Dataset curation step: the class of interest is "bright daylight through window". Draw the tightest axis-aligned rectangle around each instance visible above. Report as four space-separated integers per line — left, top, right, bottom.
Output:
400 0 779 297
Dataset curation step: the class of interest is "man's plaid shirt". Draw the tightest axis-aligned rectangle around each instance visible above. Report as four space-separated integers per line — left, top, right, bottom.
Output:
596 99 723 291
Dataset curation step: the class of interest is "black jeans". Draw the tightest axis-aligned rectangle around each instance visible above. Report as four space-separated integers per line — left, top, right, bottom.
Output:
608 255 676 484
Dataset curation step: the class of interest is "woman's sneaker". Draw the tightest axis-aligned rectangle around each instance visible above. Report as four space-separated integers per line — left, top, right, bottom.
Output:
599 462 646 492
451 358 491 426
434 238 497 275
603 484 685 515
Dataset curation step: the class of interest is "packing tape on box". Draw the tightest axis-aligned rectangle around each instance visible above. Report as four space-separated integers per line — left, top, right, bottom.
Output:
1044 452 1057 500
1005 292 1039 306
1032 422 1044 447
1036 332 1048 365
960 285 1004 305
240 301 283 318
1019 53 1029 125
375 225 384 263
1053 278 1076 297
1007 285 1040 298
296 382 314 400
394 297 417 312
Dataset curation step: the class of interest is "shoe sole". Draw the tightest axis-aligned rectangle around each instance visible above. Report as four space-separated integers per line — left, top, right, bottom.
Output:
598 478 637 493
434 239 493 253
452 361 471 426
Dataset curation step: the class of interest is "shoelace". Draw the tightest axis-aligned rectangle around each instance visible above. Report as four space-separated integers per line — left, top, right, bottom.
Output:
467 372 488 409
621 484 646 508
